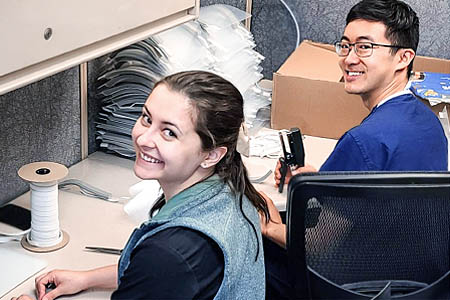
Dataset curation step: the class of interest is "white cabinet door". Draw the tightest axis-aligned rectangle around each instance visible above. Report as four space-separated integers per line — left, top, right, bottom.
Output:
0 0 199 95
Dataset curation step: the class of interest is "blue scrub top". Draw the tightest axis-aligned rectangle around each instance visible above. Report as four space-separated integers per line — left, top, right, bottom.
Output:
320 93 448 171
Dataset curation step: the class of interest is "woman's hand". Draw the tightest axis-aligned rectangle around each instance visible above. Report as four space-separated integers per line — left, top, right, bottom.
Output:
12 265 117 300
11 295 34 300
34 270 90 300
10 270 88 300
258 191 287 248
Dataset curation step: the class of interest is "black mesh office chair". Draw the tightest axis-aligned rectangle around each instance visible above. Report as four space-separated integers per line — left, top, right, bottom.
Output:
286 172 450 300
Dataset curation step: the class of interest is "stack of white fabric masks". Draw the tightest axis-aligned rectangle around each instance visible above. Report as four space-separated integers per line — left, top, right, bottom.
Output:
96 4 270 158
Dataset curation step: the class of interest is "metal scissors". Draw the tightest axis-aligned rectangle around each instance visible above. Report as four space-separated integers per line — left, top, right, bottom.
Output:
85 246 123 255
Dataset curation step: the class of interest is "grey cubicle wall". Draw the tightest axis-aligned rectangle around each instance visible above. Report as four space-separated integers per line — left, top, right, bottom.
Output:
1 0 449 206
247 0 450 80
0 67 82 204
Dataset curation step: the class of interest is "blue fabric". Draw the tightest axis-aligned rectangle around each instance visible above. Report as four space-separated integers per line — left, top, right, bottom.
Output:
118 175 265 300
320 94 448 171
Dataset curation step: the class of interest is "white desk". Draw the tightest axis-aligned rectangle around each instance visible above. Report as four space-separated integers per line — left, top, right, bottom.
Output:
244 134 337 211
1 135 335 299
1 152 139 300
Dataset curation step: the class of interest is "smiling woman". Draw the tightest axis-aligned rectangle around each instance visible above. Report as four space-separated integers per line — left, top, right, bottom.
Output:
132 84 209 201
12 71 270 300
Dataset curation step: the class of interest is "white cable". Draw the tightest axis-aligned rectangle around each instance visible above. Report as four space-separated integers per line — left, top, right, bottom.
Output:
0 229 29 243
279 0 300 48
27 181 62 247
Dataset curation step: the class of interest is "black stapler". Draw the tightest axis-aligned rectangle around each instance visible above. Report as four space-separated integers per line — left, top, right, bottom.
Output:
278 127 305 193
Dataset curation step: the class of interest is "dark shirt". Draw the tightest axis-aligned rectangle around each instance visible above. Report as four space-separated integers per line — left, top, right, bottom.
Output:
112 227 224 300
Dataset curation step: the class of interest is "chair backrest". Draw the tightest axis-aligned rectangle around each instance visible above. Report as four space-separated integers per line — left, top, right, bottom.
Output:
286 172 450 299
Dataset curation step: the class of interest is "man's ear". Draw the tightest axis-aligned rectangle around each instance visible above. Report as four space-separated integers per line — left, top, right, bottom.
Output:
201 147 228 169
395 48 415 72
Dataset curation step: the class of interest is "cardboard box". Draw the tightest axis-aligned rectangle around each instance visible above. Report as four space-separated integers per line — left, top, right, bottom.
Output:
271 40 450 139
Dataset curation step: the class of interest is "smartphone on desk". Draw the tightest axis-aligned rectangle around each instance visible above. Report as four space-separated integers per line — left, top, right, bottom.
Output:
0 203 31 230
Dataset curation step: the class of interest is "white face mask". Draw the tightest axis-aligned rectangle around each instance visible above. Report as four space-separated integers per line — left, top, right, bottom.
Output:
198 4 250 30
154 23 215 73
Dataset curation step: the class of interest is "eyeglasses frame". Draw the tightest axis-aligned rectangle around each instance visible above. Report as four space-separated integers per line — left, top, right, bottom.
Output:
334 41 410 58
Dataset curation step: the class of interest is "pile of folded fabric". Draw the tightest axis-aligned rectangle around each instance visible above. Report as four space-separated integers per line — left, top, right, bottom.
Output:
95 38 166 157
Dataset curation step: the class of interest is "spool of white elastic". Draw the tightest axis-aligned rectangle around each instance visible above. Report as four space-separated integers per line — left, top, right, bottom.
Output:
17 162 70 252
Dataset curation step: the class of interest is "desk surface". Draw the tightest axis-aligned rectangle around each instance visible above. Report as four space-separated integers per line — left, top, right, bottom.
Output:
244 134 336 210
1 152 139 300
1 135 335 299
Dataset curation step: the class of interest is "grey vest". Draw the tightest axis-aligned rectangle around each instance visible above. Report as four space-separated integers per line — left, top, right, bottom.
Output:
118 176 265 300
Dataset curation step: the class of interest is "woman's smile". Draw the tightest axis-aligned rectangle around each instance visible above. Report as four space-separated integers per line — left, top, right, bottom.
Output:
139 152 163 164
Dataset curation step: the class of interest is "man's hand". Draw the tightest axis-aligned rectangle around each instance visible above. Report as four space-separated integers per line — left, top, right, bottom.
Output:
274 160 318 187
274 160 292 187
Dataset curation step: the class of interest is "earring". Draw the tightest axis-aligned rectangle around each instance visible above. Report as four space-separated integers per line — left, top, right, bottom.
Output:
201 163 208 168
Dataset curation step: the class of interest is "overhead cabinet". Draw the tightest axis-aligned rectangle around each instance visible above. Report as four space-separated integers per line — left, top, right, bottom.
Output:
0 0 199 95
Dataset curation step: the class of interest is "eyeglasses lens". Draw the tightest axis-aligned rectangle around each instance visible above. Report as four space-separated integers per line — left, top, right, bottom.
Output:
335 42 373 57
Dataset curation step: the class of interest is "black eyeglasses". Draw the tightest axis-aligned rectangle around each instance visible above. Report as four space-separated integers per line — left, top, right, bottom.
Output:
334 41 409 58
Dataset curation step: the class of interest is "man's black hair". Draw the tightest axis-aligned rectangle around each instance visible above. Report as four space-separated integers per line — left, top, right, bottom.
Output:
346 0 419 76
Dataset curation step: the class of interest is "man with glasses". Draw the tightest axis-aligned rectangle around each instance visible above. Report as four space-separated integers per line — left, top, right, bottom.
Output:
273 0 447 186
263 0 448 298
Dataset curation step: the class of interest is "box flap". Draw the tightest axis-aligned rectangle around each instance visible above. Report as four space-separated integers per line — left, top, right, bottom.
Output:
308 41 335 52
413 55 450 74
277 40 342 82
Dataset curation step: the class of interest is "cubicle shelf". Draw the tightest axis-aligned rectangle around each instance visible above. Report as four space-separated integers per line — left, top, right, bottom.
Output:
0 0 199 96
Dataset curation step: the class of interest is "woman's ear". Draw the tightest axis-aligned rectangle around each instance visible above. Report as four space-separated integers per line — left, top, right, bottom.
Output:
201 147 228 169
